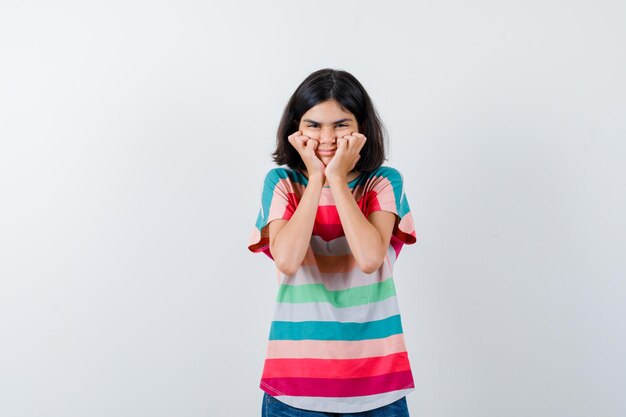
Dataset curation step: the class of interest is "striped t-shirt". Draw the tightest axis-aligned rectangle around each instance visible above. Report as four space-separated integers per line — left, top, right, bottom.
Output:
248 165 417 413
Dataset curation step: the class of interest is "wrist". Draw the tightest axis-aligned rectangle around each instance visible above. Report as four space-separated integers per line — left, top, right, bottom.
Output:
326 173 348 187
307 172 325 186
325 169 347 182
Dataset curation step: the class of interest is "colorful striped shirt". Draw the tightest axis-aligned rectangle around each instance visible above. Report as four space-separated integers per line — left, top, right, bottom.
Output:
248 165 417 413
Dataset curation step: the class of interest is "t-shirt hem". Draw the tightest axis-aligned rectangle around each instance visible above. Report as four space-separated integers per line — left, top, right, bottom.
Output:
260 385 415 413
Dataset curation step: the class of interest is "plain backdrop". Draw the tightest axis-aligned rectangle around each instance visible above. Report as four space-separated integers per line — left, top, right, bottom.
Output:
1 1 625 416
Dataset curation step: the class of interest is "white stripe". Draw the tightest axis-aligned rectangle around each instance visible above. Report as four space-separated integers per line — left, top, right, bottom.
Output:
273 296 401 323
309 236 398 262
284 264 391 290
274 388 415 414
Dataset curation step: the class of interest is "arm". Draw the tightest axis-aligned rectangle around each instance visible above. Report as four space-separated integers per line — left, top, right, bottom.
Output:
269 131 327 276
325 131 396 273
328 178 396 273
269 175 324 276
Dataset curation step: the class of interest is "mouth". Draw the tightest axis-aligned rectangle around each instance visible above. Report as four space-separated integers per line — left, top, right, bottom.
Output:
317 149 336 156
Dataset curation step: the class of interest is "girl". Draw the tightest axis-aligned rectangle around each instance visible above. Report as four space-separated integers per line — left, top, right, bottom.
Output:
248 69 417 417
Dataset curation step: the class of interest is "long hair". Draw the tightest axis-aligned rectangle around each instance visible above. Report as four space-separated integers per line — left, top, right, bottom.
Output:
273 69 387 172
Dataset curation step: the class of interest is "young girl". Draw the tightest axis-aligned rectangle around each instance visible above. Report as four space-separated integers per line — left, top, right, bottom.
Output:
248 69 417 417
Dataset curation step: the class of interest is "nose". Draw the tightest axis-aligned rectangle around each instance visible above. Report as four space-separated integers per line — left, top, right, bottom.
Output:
319 126 336 144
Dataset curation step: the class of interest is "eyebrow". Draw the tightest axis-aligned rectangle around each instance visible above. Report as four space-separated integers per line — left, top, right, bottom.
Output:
302 118 353 124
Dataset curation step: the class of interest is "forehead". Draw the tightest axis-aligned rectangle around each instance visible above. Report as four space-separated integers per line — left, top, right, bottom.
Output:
301 100 355 122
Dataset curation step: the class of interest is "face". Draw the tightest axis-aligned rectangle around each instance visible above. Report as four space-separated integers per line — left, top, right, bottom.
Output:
298 99 359 166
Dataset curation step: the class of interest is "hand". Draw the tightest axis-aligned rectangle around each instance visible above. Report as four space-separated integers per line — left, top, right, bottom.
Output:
287 131 326 181
325 132 366 183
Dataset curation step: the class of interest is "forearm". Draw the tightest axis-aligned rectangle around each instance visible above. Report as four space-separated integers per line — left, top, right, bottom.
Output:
270 175 324 275
329 179 388 273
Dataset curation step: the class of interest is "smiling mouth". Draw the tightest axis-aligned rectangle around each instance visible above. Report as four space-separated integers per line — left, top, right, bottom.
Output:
317 149 336 155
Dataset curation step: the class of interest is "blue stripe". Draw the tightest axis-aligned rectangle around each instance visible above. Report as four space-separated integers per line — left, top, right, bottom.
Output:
269 314 404 341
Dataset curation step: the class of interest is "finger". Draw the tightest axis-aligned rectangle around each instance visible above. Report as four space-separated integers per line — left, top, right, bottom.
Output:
294 134 311 145
354 134 367 151
306 139 319 150
287 131 303 142
336 137 348 151
342 135 359 149
345 134 366 150
288 135 302 149
344 132 362 140
297 135 310 145
353 133 367 143
289 135 309 152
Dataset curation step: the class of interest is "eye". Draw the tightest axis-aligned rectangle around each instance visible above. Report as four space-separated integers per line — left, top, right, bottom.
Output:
307 123 320 128
335 123 349 128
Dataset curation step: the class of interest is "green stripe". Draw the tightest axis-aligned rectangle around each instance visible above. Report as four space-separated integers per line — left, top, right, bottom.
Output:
276 279 396 308
269 314 404 341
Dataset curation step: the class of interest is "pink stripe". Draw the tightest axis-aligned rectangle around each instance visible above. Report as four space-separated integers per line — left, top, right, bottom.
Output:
267 179 299 221
262 352 411 379
319 187 368 206
318 188 335 205
397 215 417 244
265 334 408 359
370 177 395 213
261 370 414 398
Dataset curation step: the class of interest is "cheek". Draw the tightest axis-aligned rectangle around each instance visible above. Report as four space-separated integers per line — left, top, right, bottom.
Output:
300 128 319 139
341 124 359 135
338 127 358 137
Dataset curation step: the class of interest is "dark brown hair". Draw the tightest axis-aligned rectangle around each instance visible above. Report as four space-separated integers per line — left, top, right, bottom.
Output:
273 69 387 172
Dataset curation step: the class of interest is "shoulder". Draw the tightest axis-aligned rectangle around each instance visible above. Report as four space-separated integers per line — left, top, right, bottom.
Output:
358 166 408 199
363 165 405 183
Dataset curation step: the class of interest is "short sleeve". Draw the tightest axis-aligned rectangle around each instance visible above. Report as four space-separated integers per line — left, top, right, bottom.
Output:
248 168 298 258
364 166 417 247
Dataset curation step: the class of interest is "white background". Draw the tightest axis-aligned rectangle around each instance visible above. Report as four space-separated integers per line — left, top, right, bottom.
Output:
1 1 625 416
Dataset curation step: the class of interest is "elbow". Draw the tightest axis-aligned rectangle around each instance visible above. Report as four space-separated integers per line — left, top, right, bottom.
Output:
277 265 298 277
270 243 300 276
357 257 385 275
274 257 300 277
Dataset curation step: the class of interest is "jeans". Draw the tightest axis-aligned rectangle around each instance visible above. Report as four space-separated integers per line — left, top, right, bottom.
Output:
261 393 410 417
